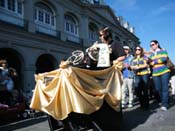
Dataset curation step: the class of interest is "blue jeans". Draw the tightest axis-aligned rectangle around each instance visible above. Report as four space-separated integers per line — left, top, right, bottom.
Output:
153 72 170 108
134 74 150 108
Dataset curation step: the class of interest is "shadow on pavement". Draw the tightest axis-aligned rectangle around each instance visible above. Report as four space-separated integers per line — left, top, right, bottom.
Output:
0 116 47 131
122 96 175 131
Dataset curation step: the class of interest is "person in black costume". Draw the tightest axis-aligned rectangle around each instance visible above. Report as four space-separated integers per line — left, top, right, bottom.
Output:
87 27 125 131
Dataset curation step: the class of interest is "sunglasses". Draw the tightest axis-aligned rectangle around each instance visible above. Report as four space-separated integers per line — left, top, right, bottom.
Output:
135 48 141 51
150 43 156 47
99 34 104 37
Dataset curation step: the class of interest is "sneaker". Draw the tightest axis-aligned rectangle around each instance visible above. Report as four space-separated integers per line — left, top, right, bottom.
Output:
161 106 167 111
122 104 126 108
128 104 133 108
122 101 126 108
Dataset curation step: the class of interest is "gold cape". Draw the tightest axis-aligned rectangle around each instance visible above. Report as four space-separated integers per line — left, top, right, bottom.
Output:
30 63 123 120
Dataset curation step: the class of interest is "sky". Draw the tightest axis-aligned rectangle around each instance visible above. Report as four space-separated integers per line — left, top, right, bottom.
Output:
105 0 175 63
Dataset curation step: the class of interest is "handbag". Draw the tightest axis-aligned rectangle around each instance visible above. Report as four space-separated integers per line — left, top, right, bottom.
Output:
166 57 175 71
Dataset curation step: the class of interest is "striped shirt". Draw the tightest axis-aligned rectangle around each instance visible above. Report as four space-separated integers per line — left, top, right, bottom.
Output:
149 49 170 76
132 56 150 76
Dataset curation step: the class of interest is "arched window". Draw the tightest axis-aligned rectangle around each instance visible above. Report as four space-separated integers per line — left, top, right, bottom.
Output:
0 0 23 15
35 2 55 27
64 14 78 36
34 2 56 36
0 0 24 26
88 23 98 42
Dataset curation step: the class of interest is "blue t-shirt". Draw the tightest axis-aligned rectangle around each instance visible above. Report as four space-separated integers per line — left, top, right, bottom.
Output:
122 54 135 78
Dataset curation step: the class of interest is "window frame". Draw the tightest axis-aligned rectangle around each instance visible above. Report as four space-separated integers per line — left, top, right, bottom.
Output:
0 0 24 16
34 6 55 28
64 15 78 36
88 23 98 41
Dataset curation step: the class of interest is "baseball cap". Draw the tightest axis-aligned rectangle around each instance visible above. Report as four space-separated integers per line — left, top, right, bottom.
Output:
123 46 130 50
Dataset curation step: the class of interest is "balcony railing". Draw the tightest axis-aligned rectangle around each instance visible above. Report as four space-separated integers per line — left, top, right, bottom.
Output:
0 8 24 27
66 33 83 45
35 23 58 37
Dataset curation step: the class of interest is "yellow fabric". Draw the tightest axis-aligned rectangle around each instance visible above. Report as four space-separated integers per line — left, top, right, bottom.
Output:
30 62 123 120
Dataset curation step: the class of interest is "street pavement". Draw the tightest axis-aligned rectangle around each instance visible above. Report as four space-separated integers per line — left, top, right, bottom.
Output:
0 96 175 131
122 96 175 131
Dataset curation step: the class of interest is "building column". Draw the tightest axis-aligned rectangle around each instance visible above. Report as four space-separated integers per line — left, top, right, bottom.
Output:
23 0 35 33
79 15 89 47
55 6 65 41
23 65 36 93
